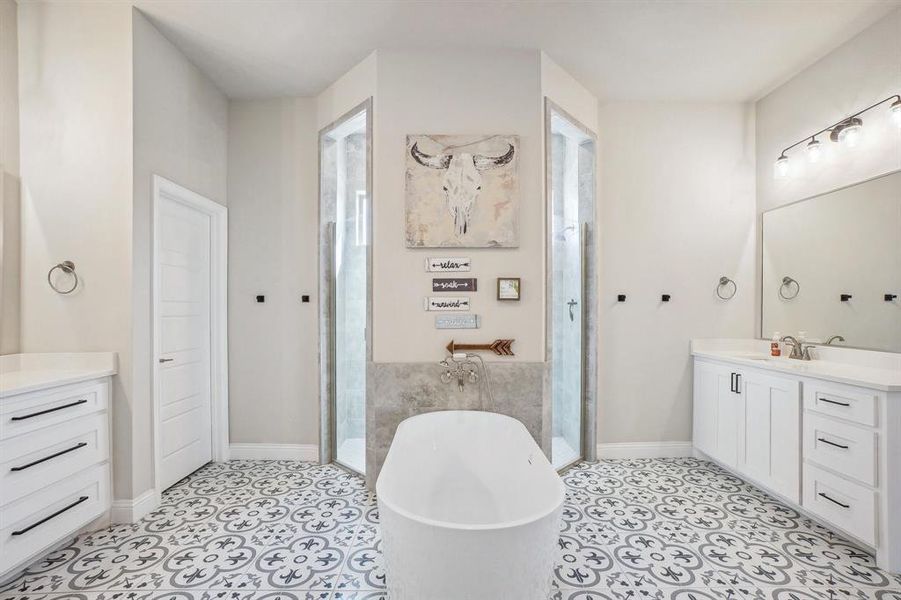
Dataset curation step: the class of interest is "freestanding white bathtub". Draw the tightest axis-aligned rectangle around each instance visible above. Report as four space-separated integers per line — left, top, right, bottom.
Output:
376 410 564 600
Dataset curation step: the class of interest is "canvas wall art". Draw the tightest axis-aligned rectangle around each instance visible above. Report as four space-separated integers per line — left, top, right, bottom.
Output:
405 134 519 248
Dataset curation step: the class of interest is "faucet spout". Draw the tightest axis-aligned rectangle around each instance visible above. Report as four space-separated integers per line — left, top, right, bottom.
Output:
781 336 803 360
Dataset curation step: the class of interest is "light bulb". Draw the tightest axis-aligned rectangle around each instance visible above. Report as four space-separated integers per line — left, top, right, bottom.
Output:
830 117 863 149
839 123 861 148
806 138 821 163
774 155 790 179
891 99 901 128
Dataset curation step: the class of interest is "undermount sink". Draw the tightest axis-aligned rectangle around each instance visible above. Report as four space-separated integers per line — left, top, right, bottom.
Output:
731 354 807 368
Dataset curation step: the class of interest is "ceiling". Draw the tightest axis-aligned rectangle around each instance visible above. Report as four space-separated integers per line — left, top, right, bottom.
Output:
133 0 900 102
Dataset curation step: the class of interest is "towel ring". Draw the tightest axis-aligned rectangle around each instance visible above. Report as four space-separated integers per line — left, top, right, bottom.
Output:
48 261 79 294
779 276 800 300
716 276 737 300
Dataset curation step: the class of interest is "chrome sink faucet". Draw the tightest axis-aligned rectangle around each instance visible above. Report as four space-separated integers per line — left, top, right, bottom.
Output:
781 336 805 360
825 335 845 345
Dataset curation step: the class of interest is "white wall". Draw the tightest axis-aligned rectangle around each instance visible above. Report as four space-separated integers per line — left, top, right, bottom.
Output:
18 1 135 498
132 8 228 497
317 51 376 130
755 8 901 344
598 102 757 443
227 98 318 445
0 0 19 354
757 8 901 214
373 48 544 363
18 3 227 501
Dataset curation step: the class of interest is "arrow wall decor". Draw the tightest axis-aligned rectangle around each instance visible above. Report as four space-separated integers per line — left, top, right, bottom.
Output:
446 339 515 356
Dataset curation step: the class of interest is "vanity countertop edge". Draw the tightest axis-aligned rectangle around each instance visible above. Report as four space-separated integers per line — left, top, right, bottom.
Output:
691 340 901 392
0 352 118 397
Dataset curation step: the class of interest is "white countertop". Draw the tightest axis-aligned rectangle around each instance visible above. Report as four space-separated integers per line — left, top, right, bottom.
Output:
691 339 901 392
0 352 118 397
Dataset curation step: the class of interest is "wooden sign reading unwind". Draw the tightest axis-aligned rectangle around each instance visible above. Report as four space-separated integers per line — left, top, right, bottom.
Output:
432 278 477 292
424 297 471 311
425 257 471 272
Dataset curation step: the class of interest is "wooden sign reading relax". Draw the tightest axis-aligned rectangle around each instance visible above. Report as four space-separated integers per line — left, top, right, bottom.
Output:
425 257 471 272
446 339 515 356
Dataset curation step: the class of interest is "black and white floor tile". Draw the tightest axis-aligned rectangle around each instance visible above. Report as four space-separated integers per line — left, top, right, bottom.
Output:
3 458 900 599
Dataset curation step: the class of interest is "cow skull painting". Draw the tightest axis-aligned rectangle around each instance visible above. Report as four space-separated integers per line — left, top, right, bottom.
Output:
405 134 519 248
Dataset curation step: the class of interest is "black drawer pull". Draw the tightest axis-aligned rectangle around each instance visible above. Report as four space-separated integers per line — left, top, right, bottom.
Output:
817 437 849 450
818 492 850 509
10 399 88 421
11 496 89 536
819 398 850 407
10 442 88 472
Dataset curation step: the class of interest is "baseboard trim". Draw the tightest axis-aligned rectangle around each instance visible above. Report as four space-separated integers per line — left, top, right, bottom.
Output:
597 441 695 459
229 443 319 461
110 488 160 523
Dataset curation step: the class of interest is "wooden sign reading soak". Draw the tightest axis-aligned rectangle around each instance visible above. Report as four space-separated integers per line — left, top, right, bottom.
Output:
432 278 477 292
435 314 481 329
424 297 471 311
425 257 471 272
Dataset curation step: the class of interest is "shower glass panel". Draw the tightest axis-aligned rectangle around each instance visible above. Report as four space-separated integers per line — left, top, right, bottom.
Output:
547 102 596 470
320 102 370 475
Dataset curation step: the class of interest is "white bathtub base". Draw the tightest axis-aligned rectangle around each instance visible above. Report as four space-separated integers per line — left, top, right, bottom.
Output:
377 411 564 600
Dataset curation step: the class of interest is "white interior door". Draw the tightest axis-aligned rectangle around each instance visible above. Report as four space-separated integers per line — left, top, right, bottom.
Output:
155 192 213 491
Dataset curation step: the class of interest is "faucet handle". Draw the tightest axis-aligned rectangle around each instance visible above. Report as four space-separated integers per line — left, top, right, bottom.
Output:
801 344 817 361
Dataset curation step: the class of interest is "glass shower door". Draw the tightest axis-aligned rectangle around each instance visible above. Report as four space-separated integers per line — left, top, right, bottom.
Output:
320 101 370 475
548 101 596 470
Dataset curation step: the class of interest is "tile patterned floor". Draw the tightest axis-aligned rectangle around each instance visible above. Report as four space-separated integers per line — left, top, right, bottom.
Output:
2 458 900 600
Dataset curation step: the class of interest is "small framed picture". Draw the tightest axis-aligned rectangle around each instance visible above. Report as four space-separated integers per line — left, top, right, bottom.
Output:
497 277 521 301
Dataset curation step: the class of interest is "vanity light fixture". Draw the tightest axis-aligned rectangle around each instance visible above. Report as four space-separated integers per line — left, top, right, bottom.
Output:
774 94 900 179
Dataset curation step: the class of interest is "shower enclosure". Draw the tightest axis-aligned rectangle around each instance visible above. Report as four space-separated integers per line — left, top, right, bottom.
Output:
546 100 597 470
320 100 371 475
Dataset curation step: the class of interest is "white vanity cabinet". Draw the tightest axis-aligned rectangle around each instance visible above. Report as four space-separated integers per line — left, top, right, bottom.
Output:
801 378 883 548
692 342 901 573
0 354 115 583
692 358 801 503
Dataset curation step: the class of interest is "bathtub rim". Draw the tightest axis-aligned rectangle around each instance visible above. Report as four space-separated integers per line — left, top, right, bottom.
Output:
375 410 566 532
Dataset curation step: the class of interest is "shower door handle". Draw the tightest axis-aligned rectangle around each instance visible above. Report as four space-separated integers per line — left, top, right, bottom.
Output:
567 299 578 322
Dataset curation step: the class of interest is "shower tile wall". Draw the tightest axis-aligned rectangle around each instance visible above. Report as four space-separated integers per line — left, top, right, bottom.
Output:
365 362 547 488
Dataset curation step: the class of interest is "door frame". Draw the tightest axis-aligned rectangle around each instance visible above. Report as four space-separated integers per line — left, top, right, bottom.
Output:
544 98 599 471
151 174 229 492
317 98 373 475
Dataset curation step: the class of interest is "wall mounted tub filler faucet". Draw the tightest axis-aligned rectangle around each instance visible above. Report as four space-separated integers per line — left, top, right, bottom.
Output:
438 357 478 392
438 352 496 411
825 335 845 345
781 336 804 360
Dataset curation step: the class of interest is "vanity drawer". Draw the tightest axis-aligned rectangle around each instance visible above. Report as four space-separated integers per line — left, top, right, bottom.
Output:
0 412 109 507
0 379 109 441
803 463 876 547
803 413 877 487
0 463 109 577
803 379 877 427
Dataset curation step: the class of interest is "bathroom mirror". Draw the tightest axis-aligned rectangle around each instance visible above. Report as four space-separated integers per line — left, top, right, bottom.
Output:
761 170 901 353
